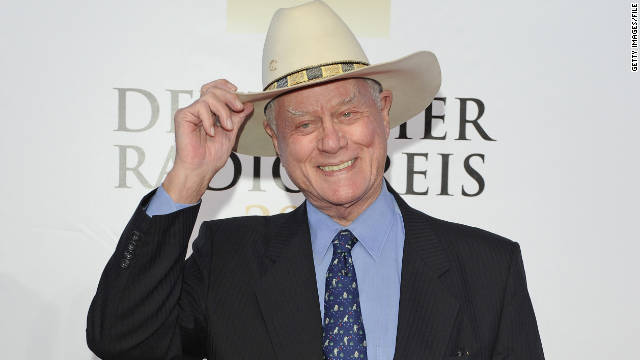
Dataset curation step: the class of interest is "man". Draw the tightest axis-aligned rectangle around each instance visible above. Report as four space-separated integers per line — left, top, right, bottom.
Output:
87 1 544 359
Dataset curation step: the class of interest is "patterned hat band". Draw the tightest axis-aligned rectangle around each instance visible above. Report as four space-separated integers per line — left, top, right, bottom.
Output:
264 61 369 91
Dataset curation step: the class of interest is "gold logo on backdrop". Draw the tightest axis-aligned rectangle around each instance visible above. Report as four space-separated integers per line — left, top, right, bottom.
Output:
226 0 391 37
246 204 296 215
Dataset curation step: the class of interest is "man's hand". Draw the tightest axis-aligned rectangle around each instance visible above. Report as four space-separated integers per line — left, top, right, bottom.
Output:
163 79 254 203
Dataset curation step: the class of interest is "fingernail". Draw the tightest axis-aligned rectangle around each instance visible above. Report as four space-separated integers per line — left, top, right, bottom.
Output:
226 118 233 129
210 126 215 136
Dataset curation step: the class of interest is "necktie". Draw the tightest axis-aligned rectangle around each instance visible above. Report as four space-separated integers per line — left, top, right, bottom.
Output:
322 230 367 359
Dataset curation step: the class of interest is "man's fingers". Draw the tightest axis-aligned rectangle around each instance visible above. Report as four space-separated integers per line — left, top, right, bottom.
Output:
224 102 254 136
207 87 244 112
200 79 238 97
192 101 217 137
231 102 254 128
201 98 232 131
198 90 244 130
217 79 238 92
181 80 252 138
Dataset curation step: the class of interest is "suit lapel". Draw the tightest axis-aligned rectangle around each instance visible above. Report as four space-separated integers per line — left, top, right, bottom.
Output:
255 203 323 360
389 186 461 359
254 185 462 359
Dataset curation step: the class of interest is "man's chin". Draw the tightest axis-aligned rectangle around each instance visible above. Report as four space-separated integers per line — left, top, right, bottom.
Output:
311 187 368 208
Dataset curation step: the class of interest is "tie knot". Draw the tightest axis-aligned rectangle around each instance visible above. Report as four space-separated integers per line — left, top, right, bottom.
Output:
332 230 358 253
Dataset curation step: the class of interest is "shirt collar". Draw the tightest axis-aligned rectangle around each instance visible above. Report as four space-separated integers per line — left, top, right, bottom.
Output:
306 180 398 263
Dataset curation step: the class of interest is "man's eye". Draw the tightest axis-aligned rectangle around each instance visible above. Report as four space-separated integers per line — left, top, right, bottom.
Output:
299 123 310 129
342 112 352 118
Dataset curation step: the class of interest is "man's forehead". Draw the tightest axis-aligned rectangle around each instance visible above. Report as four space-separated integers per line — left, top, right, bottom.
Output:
278 79 365 114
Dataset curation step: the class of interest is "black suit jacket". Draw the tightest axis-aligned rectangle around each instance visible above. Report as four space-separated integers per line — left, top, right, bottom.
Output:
87 184 544 359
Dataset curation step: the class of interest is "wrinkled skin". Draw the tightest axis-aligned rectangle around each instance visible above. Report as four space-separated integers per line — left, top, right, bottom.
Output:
264 79 393 225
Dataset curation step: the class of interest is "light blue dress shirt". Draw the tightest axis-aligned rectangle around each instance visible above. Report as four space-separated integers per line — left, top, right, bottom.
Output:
306 182 404 360
146 181 405 360
146 185 198 216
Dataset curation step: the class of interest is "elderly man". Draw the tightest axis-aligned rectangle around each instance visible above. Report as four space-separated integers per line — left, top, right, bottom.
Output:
87 1 544 359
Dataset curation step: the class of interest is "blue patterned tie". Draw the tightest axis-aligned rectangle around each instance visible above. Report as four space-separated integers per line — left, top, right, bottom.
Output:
322 230 367 359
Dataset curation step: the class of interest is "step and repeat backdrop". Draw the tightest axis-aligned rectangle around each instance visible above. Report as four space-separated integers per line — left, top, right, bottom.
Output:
1 0 638 359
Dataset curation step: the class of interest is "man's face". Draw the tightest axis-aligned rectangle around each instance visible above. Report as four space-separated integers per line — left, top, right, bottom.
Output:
265 78 393 214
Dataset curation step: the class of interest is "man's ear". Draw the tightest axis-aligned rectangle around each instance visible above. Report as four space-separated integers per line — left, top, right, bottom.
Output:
263 120 280 156
379 90 393 138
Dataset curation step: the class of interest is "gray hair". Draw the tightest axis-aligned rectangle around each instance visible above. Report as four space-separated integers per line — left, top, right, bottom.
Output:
265 78 383 134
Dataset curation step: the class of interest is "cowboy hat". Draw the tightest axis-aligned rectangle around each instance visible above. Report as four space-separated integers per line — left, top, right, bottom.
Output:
234 0 441 156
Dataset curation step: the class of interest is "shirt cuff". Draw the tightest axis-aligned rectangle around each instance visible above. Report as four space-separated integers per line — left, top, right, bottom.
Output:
145 185 201 217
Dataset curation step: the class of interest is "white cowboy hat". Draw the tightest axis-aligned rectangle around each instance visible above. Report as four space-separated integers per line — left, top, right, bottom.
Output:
234 0 441 156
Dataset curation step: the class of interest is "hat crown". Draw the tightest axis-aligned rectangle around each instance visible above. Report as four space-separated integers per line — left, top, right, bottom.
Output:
262 0 369 89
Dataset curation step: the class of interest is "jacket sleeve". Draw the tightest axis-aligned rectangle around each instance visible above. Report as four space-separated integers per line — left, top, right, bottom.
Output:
491 244 545 360
86 190 208 360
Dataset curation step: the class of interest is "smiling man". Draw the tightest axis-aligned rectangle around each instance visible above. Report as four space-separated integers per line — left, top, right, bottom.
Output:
265 79 392 225
87 1 544 359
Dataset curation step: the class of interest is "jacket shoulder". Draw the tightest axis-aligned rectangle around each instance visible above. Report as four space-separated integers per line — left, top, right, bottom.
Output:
198 209 297 237
192 208 301 259
426 214 519 258
389 183 519 261
416 211 523 298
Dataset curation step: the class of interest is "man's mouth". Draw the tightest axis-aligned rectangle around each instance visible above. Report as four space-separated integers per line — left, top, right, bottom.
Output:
318 159 355 172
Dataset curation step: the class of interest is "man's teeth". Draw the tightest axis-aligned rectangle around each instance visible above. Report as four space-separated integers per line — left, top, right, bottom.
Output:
319 159 354 172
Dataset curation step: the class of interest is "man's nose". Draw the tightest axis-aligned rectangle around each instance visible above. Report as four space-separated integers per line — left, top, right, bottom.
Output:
317 119 347 153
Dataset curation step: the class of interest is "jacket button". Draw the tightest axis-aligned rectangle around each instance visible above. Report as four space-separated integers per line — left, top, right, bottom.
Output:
121 259 130 268
455 349 470 357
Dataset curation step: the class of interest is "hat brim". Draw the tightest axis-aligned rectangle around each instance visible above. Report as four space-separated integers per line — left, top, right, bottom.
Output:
234 51 441 156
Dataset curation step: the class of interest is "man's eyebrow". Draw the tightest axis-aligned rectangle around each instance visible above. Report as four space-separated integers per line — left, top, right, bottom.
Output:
340 90 357 105
286 87 358 116
286 107 306 117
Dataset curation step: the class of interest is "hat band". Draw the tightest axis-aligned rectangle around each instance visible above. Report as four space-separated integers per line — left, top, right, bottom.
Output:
264 61 369 91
